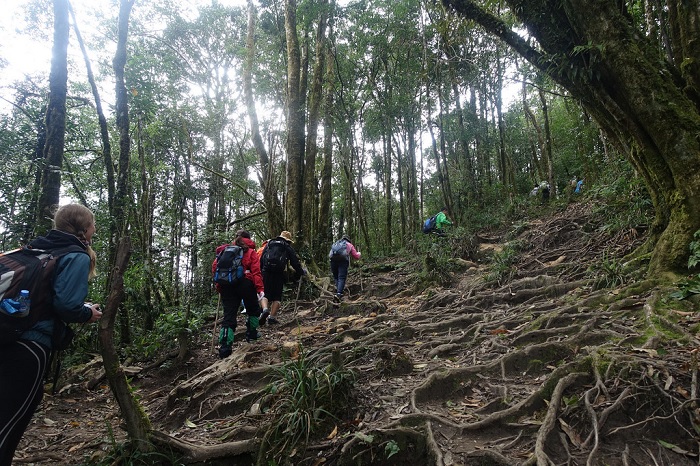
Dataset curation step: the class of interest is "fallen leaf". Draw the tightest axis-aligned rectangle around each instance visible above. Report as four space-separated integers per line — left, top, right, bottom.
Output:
327 425 338 439
658 439 697 456
664 375 673 390
676 386 690 399
68 442 85 453
184 419 197 428
559 419 582 447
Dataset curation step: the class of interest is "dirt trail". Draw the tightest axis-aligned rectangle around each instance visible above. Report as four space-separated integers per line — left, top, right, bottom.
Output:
16 202 700 465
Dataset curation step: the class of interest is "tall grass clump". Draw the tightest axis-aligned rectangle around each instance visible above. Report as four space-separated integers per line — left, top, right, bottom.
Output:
258 348 355 465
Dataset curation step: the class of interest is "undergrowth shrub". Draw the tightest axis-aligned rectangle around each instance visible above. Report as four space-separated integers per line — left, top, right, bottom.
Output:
86 422 183 466
587 251 628 290
588 168 653 233
484 240 522 285
125 304 209 360
670 230 700 300
259 348 355 465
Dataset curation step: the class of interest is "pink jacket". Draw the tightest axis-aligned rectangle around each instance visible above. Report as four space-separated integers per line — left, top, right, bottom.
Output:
345 241 361 260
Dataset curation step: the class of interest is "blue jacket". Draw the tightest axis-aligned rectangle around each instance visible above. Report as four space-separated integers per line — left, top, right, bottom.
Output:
20 231 93 349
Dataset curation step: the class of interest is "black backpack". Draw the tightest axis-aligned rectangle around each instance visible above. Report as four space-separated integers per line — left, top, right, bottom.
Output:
262 240 288 272
329 239 349 261
213 245 244 286
0 245 86 345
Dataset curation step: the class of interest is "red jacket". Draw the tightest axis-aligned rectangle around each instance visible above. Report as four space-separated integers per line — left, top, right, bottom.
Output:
212 237 264 293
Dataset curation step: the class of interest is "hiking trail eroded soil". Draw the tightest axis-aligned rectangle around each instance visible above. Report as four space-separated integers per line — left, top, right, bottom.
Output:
16 203 700 465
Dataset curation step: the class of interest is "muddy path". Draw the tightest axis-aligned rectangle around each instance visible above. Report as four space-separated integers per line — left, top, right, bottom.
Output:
16 202 700 465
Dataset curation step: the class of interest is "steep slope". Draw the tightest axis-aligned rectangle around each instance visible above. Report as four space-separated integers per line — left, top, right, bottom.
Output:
16 202 700 465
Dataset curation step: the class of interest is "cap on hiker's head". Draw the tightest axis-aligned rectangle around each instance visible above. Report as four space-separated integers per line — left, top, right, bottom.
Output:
280 231 293 243
442 206 448 212
341 234 351 243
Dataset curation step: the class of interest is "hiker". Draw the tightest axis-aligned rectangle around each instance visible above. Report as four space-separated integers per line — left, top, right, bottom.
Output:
530 184 539 197
539 180 551 204
259 231 306 325
212 229 265 358
329 235 361 301
253 238 270 314
434 207 453 237
0 204 102 465
575 178 584 194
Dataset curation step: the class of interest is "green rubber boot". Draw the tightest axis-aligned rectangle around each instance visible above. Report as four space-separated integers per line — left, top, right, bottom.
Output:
246 316 260 342
219 327 234 358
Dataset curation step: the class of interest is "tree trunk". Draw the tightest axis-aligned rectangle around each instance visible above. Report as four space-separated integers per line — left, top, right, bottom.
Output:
284 0 305 241
103 0 153 451
304 0 328 254
244 0 284 236
406 116 420 236
523 101 545 182
69 2 114 217
437 90 454 217
394 134 406 240
98 237 152 447
383 131 392 251
37 0 70 234
318 32 335 263
494 50 510 192
443 0 700 275
539 88 554 193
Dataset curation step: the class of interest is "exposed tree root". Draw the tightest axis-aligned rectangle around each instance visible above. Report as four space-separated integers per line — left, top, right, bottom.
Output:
149 430 258 463
38 203 700 466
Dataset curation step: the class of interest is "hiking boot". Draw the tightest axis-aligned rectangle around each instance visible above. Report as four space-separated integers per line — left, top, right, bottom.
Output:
218 345 232 359
334 293 342 303
259 308 270 326
246 329 261 342
267 316 279 325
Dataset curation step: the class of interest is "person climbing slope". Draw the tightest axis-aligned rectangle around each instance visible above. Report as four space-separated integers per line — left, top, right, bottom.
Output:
259 231 306 325
328 235 361 302
212 230 265 358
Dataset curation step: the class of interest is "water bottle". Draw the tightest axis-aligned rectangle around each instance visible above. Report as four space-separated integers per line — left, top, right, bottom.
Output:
17 290 30 317
0 299 18 315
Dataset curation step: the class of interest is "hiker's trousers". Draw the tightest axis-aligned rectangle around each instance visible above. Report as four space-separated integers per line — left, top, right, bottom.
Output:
331 260 349 296
219 278 261 330
0 340 49 466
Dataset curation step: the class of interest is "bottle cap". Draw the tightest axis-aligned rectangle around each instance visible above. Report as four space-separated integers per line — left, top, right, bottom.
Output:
20 289 29 297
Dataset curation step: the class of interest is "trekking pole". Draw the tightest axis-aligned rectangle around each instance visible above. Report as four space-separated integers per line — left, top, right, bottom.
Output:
359 263 364 292
293 275 304 317
50 350 65 395
211 294 221 353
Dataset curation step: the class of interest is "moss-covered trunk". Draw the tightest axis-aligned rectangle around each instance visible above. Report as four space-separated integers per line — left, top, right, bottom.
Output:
443 0 700 275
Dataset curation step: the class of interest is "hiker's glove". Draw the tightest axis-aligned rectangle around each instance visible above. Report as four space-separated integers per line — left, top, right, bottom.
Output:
257 292 265 301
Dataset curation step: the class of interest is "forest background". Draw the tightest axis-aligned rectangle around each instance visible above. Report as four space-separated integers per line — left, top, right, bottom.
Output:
1 0 700 461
